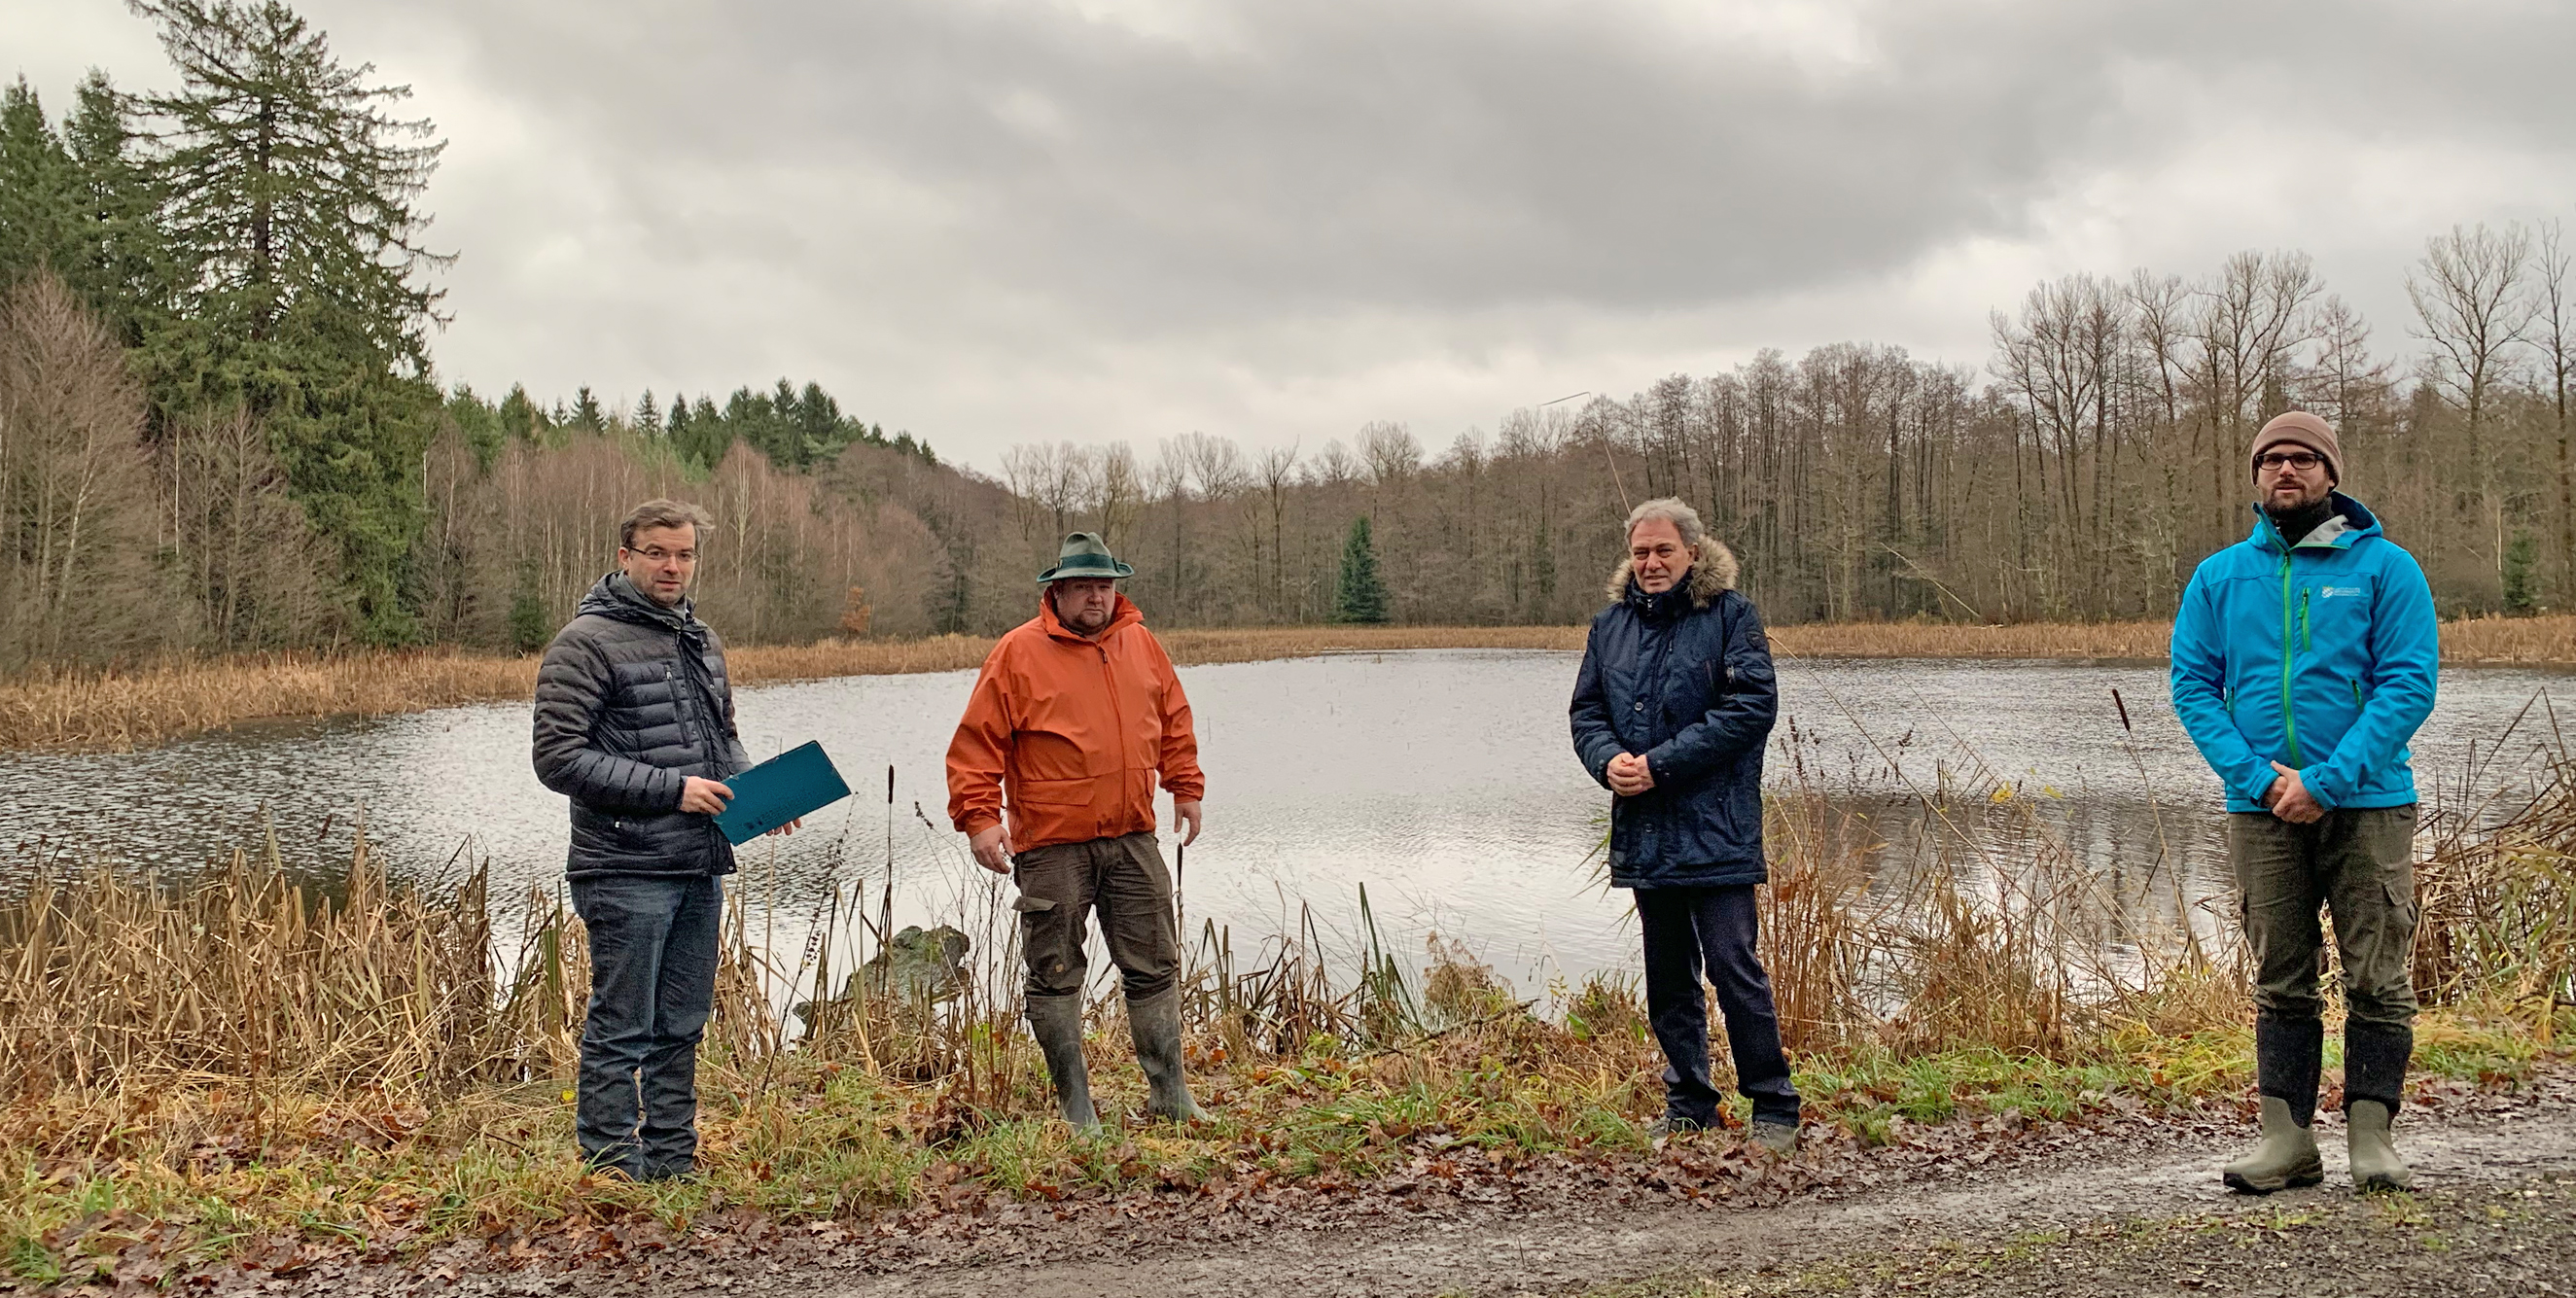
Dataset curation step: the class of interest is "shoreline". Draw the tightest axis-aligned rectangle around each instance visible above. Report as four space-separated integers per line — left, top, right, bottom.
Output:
1 614 2565 754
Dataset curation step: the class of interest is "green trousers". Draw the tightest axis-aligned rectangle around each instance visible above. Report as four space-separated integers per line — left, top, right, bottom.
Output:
2227 806 2419 1030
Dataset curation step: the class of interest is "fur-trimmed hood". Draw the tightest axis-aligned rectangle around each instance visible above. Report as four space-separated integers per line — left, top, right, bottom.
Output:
1603 540 1739 608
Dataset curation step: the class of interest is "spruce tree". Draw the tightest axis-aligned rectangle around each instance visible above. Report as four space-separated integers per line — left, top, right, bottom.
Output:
61 72 172 348
133 0 450 642
0 80 79 290
1334 515 1390 624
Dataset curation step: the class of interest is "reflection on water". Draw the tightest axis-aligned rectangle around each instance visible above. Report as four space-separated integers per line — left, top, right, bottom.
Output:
1 650 2563 991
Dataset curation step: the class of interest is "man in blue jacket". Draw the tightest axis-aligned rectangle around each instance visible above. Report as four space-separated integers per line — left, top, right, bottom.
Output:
1570 498 1799 1154
2170 410 2438 1195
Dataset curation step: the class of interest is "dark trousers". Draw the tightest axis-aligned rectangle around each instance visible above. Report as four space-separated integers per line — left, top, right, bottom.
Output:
571 873 722 1178
2228 806 2418 1113
1637 884 1801 1127
1011 831 1180 1001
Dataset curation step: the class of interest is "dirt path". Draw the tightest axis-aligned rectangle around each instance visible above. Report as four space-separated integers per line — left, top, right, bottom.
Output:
797 1079 2576 1298
203 1074 2574 1298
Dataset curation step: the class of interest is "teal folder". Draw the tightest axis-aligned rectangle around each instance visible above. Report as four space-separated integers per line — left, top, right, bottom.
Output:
713 741 851 844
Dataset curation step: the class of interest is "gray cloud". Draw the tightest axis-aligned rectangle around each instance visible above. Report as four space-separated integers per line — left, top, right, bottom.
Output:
9 0 2576 463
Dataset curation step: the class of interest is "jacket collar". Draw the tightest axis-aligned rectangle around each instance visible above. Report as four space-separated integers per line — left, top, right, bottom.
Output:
1041 590 1145 645
1604 539 1738 612
579 572 710 644
2250 490 2382 554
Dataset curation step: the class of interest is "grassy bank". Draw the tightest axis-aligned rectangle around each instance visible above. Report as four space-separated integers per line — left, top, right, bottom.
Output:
3 746 2569 1285
3 614 2568 754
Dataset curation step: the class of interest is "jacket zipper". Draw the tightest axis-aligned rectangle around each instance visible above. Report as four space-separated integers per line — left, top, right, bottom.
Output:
2277 552 2303 767
2300 588 2311 651
1098 643 1121 829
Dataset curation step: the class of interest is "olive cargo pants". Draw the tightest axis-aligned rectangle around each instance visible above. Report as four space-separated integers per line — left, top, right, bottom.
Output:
1011 831 1180 1000
2229 804 2418 1115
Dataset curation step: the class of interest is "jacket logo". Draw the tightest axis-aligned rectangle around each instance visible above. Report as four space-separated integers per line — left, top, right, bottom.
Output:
2319 586 2364 598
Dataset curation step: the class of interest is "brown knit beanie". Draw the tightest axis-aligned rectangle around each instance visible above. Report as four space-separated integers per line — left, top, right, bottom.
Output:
2250 410 2342 483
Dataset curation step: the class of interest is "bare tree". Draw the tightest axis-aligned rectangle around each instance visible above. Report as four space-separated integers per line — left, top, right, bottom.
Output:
1087 440 1143 544
1357 421 1421 487
2532 219 2574 599
2408 221 2533 558
0 273 163 665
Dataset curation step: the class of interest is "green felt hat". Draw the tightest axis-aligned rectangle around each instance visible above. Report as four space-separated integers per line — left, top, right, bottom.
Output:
1036 532 1135 583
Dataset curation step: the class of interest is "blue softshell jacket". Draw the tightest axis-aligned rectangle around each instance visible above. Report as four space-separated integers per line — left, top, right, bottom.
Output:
1570 546 1778 888
2169 492 2438 814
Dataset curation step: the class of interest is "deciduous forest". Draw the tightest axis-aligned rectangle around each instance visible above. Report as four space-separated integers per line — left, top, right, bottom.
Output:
1 1 2567 669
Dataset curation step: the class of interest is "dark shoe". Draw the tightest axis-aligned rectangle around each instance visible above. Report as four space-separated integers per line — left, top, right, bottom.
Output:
1643 1113 1708 1140
1126 987 1206 1122
2223 1096 2324 1194
1750 1120 1798 1155
1025 992 1099 1130
2347 1100 2412 1192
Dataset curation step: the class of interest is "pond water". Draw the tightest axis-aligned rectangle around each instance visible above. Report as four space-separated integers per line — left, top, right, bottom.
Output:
3 650 2565 995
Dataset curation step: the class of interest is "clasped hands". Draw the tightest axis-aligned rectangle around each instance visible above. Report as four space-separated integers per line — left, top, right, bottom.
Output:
1606 752 1657 797
679 775 799 836
2262 761 2323 824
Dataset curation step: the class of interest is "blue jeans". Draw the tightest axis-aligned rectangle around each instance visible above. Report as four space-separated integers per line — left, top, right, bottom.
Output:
1636 884 1801 1128
570 873 722 1178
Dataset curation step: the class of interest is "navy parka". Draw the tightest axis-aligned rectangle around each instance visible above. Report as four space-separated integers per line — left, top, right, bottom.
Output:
1569 544 1778 889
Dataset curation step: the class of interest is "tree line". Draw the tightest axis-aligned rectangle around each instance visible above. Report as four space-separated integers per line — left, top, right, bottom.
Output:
0 1 934 668
0 1 2565 672
972 234 2569 634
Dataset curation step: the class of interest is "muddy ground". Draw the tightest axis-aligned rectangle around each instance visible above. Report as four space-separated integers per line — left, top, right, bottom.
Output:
47 1070 2575 1297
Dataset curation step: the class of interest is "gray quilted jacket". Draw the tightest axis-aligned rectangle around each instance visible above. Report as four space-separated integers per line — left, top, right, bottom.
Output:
532 573 752 879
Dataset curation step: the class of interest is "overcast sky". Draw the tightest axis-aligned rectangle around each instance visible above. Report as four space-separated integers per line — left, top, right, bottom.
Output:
7 0 2574 470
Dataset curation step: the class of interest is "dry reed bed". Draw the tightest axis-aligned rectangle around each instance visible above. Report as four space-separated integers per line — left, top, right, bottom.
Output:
0 755 2566 1279
0 615 2562 754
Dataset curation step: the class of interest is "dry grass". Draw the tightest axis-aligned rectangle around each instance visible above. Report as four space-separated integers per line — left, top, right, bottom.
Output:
0 615 2562 755
3 745 2568 1280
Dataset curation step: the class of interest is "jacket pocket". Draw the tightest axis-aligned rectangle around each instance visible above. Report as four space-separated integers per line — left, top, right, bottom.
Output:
1012 775 1094 806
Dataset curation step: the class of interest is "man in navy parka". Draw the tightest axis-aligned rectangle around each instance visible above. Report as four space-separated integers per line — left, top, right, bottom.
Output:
1571 497 1800 1152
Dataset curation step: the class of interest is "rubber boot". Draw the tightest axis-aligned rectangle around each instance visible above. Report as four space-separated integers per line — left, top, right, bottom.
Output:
2345 1020 2414 1192
1125 986 1206 1122
1024 993 1099 1131
2223 1096 2323 1193
2224 1012 2323 1194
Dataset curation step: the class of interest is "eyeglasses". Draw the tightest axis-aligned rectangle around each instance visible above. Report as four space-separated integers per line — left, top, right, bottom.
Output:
627 547 697 564
2258 451 2323 472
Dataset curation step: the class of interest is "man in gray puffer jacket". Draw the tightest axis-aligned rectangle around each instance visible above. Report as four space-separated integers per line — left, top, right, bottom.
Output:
533 499 761 1180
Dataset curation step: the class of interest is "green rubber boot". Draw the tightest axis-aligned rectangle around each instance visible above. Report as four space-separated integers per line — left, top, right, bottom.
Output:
1025 993 1099 1131
1126 986 1207 1123
2222 1096 2323 1194
2347 1100 2411 1193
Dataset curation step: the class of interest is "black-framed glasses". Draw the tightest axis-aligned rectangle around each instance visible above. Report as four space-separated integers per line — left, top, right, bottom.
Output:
2258 451 2323 472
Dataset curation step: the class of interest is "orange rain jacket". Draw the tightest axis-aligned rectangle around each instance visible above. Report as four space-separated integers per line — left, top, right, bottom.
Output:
945 593 1204 853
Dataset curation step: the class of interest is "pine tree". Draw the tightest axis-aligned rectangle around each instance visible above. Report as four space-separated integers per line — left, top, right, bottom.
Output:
444 382 502 469
497 382 540 441
572 384 603 432
0 80 79 291
1334 515 1390 624
634 388 660 436
133 0 452 643
60 72 171 348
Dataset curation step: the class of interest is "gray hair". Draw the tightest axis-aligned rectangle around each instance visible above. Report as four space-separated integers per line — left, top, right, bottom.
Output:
1623 497 1706 548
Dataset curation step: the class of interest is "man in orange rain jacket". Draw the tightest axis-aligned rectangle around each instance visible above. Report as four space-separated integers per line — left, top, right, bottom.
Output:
946 531 1206 1130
